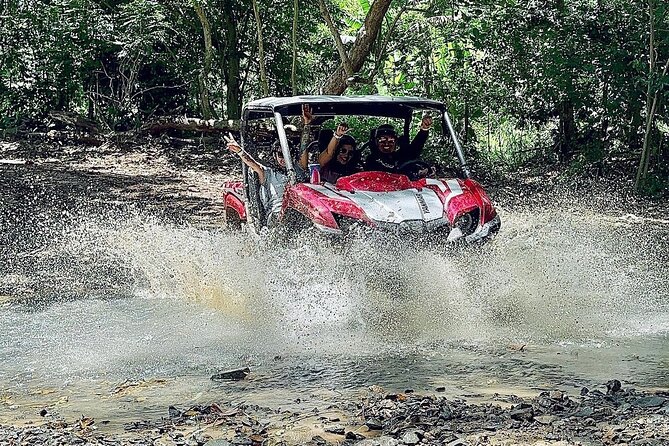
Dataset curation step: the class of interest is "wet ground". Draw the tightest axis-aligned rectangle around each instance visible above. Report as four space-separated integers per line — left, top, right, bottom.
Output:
1 136 668 445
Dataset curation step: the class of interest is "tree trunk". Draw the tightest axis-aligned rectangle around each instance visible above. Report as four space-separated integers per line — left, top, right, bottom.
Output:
141 116 238 135
221 0 241 120
251 0 269 96
321 0 393 95
194 1 215 119
291 0 298 95
558 98 576 162
635 0 668 191
636 57 669 190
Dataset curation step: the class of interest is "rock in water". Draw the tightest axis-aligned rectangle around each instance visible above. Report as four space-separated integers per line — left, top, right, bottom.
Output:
346 431 365 440
509 404 534 422
606 379 622 395
168 406 182 418
311 435 327 445
211 367 250 381
376 437 399 446
572 406 594 418
204 440 232 446
634 396 667 408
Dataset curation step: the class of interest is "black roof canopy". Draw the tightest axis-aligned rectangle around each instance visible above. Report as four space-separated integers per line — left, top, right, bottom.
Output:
243 95 447 120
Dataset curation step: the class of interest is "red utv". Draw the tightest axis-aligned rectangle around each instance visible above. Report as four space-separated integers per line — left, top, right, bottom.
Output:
222 95 500 243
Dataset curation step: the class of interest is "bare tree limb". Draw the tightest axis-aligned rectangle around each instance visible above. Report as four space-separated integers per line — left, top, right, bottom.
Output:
317 0 354 76
321 0 393 95
372 5 408 81
292 0 298 95
251 0 269 96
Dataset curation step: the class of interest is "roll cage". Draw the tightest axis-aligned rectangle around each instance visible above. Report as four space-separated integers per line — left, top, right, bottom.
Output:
238 95 470 230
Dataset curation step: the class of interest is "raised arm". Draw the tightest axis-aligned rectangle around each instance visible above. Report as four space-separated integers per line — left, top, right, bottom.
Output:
224 133 266 184
406 115 433 158
318 122 348 166
298 104 314 170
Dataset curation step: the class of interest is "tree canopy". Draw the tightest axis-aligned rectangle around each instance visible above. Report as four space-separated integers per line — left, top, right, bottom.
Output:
1 0 667 193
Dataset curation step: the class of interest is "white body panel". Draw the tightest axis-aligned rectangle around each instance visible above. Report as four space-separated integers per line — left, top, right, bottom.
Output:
307 183 444 223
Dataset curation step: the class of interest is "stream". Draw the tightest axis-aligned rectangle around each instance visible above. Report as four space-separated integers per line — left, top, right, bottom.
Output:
1 186 668 434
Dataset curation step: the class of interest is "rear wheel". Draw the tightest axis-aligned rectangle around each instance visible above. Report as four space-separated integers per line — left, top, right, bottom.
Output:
223 207 243 231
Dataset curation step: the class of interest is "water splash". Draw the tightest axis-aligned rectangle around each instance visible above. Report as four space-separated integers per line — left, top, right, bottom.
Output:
1 203 667 391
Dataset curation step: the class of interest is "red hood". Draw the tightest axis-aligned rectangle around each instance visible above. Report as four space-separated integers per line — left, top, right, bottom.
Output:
335 171 418 192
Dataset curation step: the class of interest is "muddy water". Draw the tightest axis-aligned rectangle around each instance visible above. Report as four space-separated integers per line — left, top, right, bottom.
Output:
1 202 668 433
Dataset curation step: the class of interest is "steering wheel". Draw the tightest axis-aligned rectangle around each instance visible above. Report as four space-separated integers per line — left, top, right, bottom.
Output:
398 159 434 180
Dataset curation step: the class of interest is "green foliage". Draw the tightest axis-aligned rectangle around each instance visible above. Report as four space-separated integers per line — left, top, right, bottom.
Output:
637 173 669 197
473 118 555 172
0 0 668 189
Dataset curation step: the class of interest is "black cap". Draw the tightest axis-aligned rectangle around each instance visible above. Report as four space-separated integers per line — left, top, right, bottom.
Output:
375 124 397 139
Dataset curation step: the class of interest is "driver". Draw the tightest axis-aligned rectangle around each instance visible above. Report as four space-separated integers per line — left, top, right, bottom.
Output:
363 115 433 173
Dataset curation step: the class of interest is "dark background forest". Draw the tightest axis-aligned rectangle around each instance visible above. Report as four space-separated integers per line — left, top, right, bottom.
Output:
1 0 668 195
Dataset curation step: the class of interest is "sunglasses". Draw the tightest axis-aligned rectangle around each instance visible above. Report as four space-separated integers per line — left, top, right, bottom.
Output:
339 146 354 155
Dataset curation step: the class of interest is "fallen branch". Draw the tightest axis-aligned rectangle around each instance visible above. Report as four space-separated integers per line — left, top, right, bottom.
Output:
47 111 99 134
141 117 239 136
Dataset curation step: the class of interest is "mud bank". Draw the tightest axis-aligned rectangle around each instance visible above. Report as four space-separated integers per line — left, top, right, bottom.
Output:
2 384 669 445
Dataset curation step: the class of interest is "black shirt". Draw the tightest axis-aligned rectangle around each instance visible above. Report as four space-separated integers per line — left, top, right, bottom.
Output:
363 130 429 173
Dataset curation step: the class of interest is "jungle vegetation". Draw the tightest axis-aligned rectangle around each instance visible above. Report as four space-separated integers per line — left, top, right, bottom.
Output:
0 0 667 194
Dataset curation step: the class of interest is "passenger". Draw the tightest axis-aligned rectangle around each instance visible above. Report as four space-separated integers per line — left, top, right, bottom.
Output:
296 104 316 170
318 122 361 183
363 115 433 173
224 135 307 227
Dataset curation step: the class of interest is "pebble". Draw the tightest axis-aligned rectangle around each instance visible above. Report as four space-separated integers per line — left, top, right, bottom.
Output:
210 367 250 381
633 396 666 408
606 379 622 394
401 431 420 445
325 424 346 435
204 440 232 446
